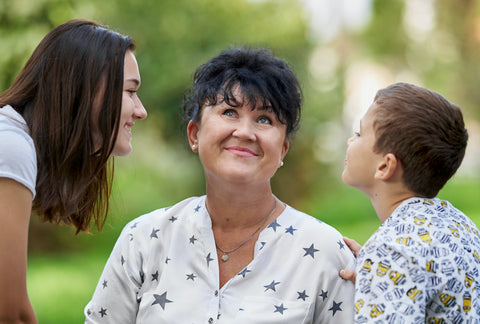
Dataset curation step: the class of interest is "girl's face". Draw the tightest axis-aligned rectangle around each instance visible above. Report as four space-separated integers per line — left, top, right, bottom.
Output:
187 87 289 187
111 50 147 156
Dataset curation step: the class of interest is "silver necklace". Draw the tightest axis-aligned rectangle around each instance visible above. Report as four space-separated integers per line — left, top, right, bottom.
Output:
215 198 277 262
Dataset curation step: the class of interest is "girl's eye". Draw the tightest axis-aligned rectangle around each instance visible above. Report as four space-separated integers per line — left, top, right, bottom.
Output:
127 89 137 96
258 116 272 125
354 131 360 137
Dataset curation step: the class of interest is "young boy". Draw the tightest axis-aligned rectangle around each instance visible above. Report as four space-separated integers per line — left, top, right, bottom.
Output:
341 82 480 323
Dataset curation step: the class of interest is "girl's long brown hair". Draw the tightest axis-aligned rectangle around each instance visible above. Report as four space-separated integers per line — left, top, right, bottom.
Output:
0 19 135 232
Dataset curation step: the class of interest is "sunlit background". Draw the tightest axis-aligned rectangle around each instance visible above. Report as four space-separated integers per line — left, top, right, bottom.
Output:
1 0 479 322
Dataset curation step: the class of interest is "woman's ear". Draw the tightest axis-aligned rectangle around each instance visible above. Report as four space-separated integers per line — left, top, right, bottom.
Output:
281 138 290 160
375 153 398 181
187 120 199 148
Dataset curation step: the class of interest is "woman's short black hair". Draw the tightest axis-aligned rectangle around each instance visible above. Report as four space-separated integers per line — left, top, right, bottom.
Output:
182 47 302 137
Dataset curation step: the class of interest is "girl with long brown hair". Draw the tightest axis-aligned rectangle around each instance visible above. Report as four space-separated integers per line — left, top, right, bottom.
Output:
0 19 146 323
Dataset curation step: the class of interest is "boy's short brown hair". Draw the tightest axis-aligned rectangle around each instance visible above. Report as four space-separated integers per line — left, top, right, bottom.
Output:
372 82 468 197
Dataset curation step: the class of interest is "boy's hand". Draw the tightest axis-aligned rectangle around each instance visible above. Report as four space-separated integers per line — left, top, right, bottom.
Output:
343 237 361 257
339 237 362 284
339 269 356 283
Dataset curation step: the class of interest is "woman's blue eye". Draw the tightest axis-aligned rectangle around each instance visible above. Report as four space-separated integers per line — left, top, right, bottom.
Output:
258 116 272 124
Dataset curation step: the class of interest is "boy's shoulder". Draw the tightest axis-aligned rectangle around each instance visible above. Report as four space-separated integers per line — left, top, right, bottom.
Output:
387 197 475 229
361 197 480 259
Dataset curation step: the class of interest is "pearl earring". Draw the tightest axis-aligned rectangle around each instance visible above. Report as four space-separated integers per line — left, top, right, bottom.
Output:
192 144 198 151
280 161 284 167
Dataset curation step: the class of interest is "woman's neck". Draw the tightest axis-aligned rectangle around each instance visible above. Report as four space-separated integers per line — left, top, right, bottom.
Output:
205 182 277 231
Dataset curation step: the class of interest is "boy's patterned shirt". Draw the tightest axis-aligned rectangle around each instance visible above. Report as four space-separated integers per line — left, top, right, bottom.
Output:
354 197 480 324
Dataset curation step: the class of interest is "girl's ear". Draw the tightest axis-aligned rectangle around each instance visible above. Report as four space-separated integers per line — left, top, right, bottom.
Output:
375 153 398 181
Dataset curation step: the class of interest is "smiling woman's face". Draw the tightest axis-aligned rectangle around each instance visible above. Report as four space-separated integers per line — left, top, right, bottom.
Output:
187 87 289 186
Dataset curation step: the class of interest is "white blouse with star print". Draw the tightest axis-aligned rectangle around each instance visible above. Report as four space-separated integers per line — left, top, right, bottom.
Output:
85 196 355 323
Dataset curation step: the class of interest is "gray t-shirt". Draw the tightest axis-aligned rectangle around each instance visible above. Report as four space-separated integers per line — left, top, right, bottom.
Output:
0 105 37 198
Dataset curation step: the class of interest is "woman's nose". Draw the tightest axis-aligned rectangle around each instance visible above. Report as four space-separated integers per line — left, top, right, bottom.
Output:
232 119 256 141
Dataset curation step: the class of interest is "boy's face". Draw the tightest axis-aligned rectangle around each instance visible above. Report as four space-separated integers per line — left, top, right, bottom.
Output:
342 103 385 194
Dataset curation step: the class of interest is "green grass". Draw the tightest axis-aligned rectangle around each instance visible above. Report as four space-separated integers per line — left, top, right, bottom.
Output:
28 253 106 323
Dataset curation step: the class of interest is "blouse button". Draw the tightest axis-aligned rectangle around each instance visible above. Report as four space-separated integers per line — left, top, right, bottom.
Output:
214 290 219 297
208 317 214 324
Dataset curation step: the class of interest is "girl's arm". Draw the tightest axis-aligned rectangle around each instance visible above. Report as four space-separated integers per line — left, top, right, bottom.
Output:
0 178 37 323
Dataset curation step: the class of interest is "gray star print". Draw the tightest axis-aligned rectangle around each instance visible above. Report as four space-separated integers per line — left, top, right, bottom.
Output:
150 228 160 239
152 292 173 310
329 300 342 316
303 243 319 258
264 280 280 292
274 303 287 314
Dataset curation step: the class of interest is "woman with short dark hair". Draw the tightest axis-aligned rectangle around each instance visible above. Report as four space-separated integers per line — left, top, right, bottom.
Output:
86 47 354 323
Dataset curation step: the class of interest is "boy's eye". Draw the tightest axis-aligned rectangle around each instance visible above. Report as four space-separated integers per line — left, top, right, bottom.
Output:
354 131 360 137
223 109 236 117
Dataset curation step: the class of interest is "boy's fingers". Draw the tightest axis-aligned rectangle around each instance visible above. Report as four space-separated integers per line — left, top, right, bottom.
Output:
343 237 362 257
339 269 356 284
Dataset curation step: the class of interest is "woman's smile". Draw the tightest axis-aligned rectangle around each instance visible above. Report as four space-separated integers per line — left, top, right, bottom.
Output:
225 146 258 157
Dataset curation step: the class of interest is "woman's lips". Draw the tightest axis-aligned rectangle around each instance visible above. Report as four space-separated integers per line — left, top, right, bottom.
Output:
226 146 257 157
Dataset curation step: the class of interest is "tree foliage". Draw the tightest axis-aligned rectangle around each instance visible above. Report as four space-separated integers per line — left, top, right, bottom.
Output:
1 0 479 248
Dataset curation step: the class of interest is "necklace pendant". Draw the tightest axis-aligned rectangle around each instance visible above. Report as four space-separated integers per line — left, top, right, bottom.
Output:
221 254 229 262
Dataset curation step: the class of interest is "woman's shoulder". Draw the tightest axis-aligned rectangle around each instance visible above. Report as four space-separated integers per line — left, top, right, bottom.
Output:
273 206 355 267
122 196 204 232
282 206 344 238
273 206 349 258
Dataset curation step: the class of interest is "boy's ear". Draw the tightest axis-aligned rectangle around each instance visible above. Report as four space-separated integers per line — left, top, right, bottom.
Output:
375 153 398 181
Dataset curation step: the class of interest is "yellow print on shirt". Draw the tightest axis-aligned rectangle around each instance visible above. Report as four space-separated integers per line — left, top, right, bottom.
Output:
463 291 471 312
473 250 480 264
414 215 426 225
407 286 423 302
464 272 474 288
426 260 437 273
368 303 385 318
396 236 413 246
439 293 456 307
360 259 373 274
389 270 406 285
427 317 447 324
448 225 460 238
376 261 390 277
418 228 432 243
354 299 364 314
423 199 434 205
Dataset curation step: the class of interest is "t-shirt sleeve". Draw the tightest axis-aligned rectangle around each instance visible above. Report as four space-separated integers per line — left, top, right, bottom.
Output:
0 126 37 198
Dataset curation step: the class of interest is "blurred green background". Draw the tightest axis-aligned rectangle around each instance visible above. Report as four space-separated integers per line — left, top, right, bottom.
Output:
1 0 479 322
